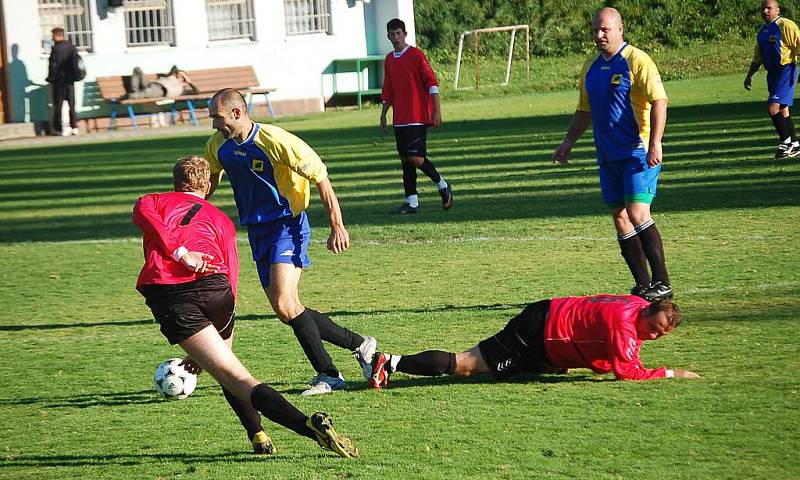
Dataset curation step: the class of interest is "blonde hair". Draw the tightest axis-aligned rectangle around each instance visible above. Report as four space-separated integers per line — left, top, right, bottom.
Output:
173 156 210 193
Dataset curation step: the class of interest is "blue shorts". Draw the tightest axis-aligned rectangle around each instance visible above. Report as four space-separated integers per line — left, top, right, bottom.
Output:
598 153 661 208
767 64 797 106
247 212 311 288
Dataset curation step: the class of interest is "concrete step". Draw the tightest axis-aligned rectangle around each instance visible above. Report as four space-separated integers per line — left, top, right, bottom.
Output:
0 122 37 141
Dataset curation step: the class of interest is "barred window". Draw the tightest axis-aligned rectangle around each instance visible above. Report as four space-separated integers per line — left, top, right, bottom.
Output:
205 0 256 41
123 0 175 47
284 0 330 36
38 0 93 52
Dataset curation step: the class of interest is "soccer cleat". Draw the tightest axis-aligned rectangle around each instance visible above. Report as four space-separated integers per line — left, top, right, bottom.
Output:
439 183 453 209
307 412 359 458
630 284 649 299
396 203 419 214
369 352 391 389
352 335 378 381
251 431 275 455
301 373 346 396
774 142 800 159
644 281 673 302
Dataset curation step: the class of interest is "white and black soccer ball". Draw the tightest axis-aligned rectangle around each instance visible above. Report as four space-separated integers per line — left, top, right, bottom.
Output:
153 358 197 400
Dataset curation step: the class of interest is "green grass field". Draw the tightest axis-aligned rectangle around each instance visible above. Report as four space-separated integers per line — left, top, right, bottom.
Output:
1 73 799 479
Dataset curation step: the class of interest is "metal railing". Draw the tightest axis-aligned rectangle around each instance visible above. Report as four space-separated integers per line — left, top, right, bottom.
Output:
284 0 330 35
38 0 93 52
206 0 255 41
123 0 175 47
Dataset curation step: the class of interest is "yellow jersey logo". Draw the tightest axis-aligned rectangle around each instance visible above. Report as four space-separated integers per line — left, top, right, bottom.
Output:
611 73 622 86
769 35 778 44
252 159 264 172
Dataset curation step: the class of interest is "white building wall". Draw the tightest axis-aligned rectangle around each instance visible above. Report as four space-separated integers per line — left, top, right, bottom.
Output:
3 0 415 122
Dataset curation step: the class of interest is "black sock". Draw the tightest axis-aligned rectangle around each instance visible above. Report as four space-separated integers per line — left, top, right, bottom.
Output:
289 309 339 378
635 221 670 285
618 232 651 287
306 308 364 351
396 351 456 376
222 386 263 440
250 383 316 440
418 157 442 184
787 115 797 142
401 159 418 197
771 113 791 142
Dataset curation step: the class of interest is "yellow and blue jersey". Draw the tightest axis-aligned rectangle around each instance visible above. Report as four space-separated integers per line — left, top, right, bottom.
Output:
753 16 800 70
578 43 667 163
205 123 328 225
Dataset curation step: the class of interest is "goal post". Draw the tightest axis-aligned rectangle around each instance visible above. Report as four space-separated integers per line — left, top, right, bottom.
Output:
454 25 530 90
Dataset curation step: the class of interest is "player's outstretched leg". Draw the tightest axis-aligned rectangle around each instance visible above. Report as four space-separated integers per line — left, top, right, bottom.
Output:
370 350 456 389
307 412 359 458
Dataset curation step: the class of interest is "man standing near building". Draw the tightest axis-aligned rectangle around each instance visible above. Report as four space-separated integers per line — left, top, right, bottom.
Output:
380 18 453 214
205 88 377 396
370 295 700 389
133 156 358 458
553 7 672 302
46 27 79 136
744 0 800 159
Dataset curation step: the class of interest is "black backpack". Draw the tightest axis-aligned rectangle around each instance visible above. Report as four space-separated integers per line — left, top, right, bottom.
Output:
71 53 86 82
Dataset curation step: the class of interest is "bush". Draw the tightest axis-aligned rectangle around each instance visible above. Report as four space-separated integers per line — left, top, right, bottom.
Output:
414 0 800 59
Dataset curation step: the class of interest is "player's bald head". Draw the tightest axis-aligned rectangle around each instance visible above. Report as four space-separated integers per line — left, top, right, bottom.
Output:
211 88 247 112
762 0 780 21
593 7 623 27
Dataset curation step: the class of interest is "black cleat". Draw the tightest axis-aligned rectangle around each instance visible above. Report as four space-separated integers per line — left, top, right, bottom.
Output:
395 203 419 214
630 284 649 299
775 142 800 159
307 412 359 458
439 184 453 209
644 281 673 302
251 431 275 455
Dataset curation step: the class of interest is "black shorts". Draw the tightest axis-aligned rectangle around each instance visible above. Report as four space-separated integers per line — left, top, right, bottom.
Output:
140 274 235 345
477 300 551 380
394 125 428 157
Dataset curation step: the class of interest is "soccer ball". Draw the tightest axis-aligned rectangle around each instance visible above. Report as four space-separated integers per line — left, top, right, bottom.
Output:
153 358 197 400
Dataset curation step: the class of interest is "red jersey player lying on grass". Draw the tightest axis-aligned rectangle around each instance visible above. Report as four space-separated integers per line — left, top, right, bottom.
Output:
369 295 699 388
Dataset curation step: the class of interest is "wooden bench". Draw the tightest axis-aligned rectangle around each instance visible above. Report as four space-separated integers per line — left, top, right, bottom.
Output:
96 66 276 130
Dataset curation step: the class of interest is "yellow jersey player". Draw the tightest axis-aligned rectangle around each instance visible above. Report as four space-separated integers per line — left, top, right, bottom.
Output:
744 0 800 159
553 7 672 303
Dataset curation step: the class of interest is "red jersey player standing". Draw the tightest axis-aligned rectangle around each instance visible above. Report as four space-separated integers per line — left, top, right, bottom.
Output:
133 156 358 458
380 18 453 214
369 294 699 388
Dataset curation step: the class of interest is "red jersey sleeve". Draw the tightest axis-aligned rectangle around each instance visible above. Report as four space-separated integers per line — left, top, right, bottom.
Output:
132 194 181 258
381 53 394 105
416 49 438 92
610 324 668 380
219 216 239 300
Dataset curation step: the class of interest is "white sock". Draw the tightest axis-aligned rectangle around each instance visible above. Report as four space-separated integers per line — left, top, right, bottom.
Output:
406 195 419 208
389 354 402 373
437 178 448 190
782 137 792 144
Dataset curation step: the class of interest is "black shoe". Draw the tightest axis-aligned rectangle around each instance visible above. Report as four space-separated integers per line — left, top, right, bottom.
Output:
775 142 800 159
644 281 673 302
630 284 649 299
439 184 453 209
395 203 418 214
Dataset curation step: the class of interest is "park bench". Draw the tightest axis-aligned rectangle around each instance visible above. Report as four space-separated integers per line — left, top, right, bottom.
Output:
95 65 275 130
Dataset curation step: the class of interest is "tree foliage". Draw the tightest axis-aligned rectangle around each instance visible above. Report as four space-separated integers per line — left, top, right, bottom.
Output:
414 0 800 60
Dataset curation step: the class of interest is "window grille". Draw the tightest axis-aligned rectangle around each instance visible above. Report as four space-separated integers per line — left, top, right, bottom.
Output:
206 0 255 41
123 0 175 47
284 0 330 36
38 0 93 52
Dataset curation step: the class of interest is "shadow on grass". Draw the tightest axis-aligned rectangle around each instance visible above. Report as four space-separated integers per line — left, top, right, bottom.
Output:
0 450 330 469
0 302 528 332
1 100 797 243
324 371 608 395
0 383 293 409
